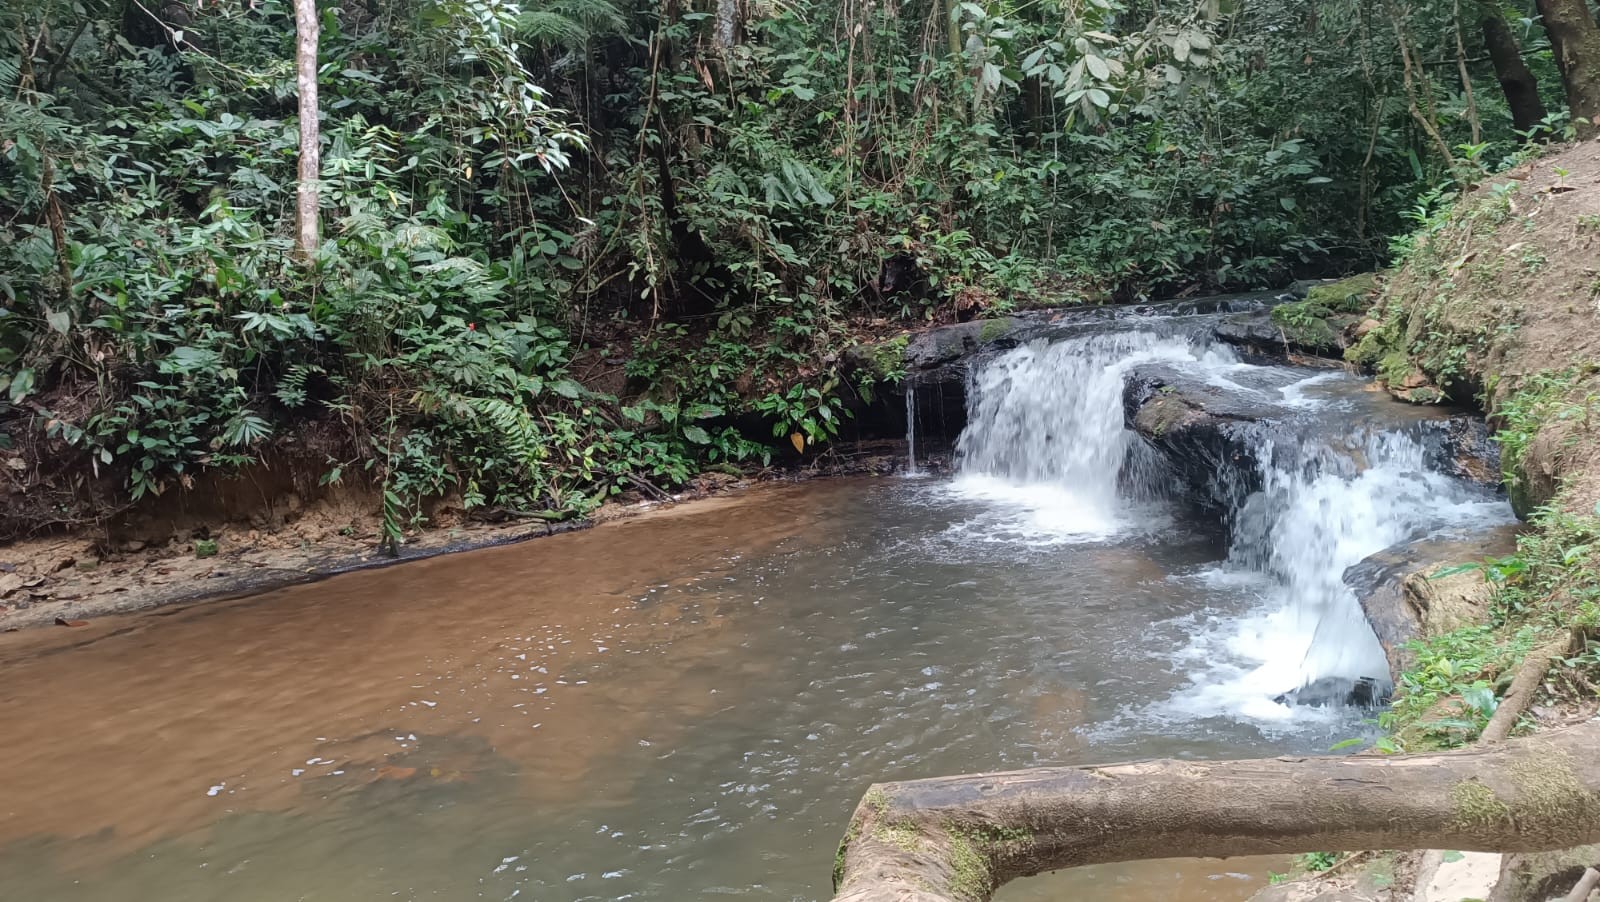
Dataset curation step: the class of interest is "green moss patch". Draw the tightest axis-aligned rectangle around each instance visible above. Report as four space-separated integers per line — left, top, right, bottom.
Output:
1304 272 1379 312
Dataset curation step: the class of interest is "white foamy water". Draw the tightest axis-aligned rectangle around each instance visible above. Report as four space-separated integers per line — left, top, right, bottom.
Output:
1161 432 1514 724
949 332 1239 542
950 327 1514 726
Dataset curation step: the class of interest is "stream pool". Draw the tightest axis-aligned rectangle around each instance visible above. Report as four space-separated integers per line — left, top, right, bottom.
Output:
1 476 1343 902
0 319 1513 901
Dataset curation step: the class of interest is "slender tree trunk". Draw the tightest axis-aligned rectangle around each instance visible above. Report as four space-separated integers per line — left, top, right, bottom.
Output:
1535 0 1600 135
1454 0 1482 144
1482 8 1549 136
295 0 320 260
1385 0 1458 170
831 721 1600 902
946 0 961 58
713 0 738 49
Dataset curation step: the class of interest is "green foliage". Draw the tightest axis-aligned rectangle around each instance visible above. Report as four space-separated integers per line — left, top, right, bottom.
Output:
1476 503 1600 629
1384 625 1535 750
1296 851 1339 872
1493 370 1596 495
0 0 1562 535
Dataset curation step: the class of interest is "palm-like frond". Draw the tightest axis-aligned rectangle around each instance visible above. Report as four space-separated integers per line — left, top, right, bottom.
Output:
516 0 626 49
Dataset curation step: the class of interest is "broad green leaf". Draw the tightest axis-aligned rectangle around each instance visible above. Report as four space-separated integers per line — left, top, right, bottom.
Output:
8 368 34 403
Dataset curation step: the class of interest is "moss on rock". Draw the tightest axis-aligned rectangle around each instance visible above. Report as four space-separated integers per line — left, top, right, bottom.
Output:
1304 272 1380 313
978 317 1013 344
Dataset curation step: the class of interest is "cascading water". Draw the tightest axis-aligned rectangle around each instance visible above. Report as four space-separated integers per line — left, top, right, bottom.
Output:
951 331 1241 540
905 380 920 476
952 325 1512 720
1196 429 1510 718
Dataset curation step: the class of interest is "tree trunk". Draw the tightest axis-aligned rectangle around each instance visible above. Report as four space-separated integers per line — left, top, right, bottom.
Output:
831 721 1600 902
295 0 320 260
1482 8 1549 136
1535 0 1600 135
946 0 961 58
713 0 739 49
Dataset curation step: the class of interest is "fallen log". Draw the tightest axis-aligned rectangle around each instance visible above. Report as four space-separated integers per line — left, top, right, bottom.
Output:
830 720 1600 902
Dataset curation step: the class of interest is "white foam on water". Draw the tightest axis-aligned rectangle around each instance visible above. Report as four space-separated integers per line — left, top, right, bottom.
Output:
947 325 1515 730
1154 432 1514 725
1278 371 1344 409
948 332 1241 543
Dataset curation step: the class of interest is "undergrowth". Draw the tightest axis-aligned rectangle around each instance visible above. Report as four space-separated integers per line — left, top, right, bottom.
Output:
1375 372 1600 751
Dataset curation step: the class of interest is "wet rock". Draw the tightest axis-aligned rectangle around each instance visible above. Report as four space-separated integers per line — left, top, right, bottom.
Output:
903 316 1033 371
1220 275 1377 361
1275 675 1385 709
1215 309 1364 360
841 317 1038 383
1417 415 1502 488
1345 526 1518 680
1213 312 1290 359
1122 365 1279 512
1287 278 1325 300
842 317 1043 446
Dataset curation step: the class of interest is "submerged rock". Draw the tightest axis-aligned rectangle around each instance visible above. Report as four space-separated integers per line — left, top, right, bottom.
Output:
1274 675 1386 709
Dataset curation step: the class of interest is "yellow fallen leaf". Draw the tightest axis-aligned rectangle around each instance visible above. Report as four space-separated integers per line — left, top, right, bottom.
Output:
790 432 805 453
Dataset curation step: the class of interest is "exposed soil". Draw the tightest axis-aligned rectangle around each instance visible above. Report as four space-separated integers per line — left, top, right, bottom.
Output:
1374 140 1600 514
0 441 917 632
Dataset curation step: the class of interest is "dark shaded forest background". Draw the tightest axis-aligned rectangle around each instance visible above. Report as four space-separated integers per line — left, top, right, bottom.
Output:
1 0 1591 541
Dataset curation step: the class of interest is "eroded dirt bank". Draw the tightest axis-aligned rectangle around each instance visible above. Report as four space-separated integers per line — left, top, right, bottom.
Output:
0 445 908 631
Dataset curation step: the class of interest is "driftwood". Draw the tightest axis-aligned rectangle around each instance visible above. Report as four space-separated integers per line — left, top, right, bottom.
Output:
831 720 1600 902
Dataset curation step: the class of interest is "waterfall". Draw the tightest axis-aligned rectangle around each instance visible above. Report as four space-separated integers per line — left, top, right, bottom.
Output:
952 331 1239 539
952 328 1508 716
905 380 920 476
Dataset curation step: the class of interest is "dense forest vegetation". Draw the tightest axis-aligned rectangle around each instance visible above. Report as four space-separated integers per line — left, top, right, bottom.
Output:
2 0 1597 545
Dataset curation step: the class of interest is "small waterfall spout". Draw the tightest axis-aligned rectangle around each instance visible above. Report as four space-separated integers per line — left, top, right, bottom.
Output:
905 380 920 476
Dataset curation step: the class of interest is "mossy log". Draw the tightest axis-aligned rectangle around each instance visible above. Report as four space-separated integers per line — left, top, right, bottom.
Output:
831 721 1600 902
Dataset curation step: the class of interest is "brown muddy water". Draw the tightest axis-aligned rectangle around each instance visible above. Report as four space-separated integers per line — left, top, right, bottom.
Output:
0 477 1347 902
